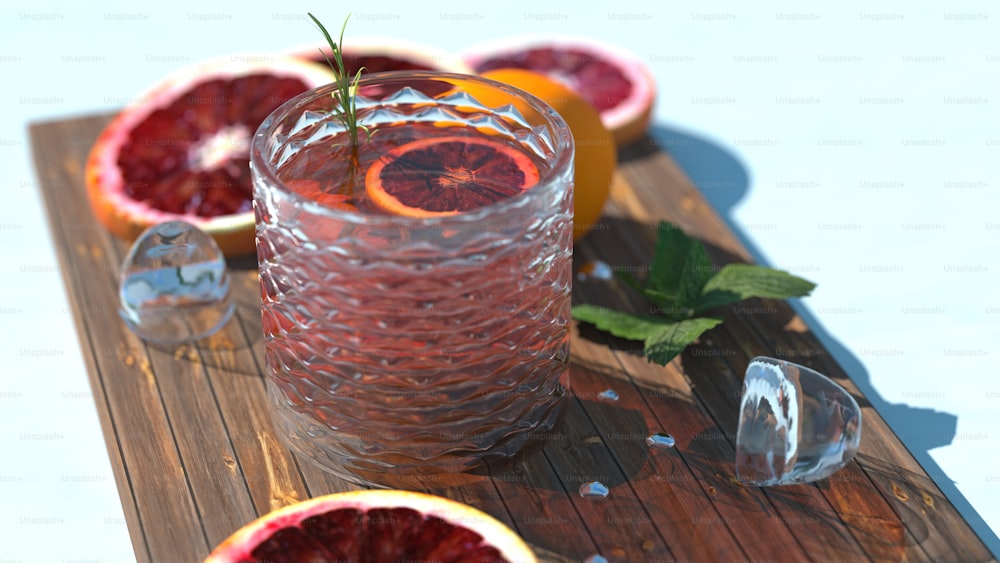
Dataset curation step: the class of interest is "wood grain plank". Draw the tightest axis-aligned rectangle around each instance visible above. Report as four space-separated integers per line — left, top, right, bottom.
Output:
593 177 887 560
568 358 745 562
30 117 208 562
789 346 988 560
723 301 985 560
27 116 995 562
684 326 906 562
142 339 259 546
206 257 362 506
192 325 314 511
540 397 675 560
30 125 151 562
712 308 915 560
610 141 991 561
487 459 600 560
573 239 815 561
606 156 927 561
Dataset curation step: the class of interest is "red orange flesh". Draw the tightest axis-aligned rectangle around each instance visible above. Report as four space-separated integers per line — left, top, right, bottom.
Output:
365 135 540 218
204 490 537 562
463 35 656 146
85 56 335 256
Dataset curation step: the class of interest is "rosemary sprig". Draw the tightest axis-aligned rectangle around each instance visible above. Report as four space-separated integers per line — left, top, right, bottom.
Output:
307 12 367 149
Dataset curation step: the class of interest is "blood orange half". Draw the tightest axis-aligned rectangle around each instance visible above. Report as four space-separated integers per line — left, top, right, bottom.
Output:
289 37 471 99
204 490 537 562
462 36 656 146
365 135 540 218
290 36 471 74
85 56 335 256
477 69 616 241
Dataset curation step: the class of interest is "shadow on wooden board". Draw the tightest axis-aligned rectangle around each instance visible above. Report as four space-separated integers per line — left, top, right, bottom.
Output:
628 124 997 556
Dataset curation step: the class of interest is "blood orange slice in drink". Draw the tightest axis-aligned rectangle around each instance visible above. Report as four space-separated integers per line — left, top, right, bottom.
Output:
365 135 540 218
85 56 335 256
462 36 656 146
204 490 537 562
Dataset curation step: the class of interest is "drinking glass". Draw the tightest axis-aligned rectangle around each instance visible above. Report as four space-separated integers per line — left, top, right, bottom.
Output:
250 72 574 486
735 356 862 485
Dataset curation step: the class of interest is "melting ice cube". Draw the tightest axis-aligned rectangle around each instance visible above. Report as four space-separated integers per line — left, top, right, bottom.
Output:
118 221 234 344
735 357 861 486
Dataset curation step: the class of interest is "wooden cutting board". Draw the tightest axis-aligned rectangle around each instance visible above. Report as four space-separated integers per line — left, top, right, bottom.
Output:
30 114 992 562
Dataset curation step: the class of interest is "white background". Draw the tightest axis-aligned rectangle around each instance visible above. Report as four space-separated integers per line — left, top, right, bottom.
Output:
2 1 997 560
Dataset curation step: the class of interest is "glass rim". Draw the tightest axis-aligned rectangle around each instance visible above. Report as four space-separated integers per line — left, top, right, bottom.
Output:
250 70 575 226
749 356 828 376
747 356 858 401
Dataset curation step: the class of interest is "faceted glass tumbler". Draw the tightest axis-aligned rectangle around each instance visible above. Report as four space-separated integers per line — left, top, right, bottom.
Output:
735 356 862 486
250 72 574 486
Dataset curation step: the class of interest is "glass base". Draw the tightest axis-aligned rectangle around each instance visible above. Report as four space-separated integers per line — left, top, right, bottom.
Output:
267 380 567 488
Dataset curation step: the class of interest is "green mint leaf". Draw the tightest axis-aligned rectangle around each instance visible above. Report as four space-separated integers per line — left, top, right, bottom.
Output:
617 271 645 295
677 239 715 309
640 288 696 322
647 222 715 310
619 272 685 317
641 287 677 309
572 304 671 341
648 222 690 295
696 264 816 312
576 221 818 367
643 317 723 366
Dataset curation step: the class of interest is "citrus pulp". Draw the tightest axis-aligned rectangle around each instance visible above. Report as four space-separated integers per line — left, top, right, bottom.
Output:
464 36 656 146
365 135 541 218
85 56 335 256
204 489 537 562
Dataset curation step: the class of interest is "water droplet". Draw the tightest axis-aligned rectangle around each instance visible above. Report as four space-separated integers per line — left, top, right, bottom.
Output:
118 221 233 344
576 260 613 282
579 481 609 498
584 555 608 563
597 389 619 401
646 432 676 449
